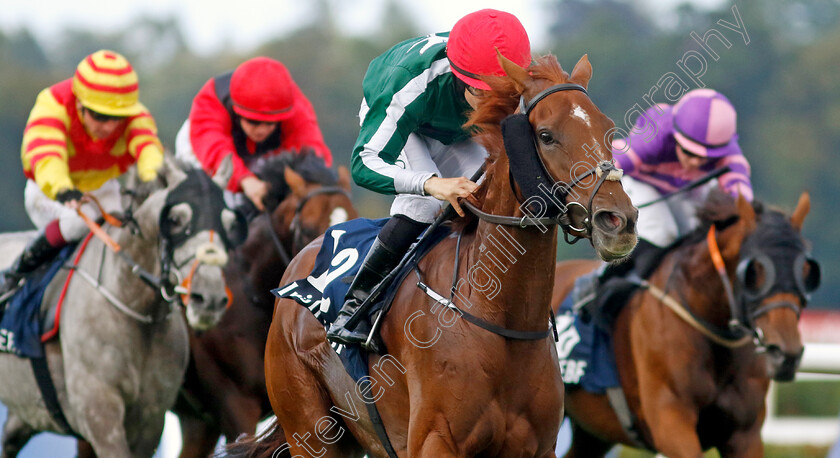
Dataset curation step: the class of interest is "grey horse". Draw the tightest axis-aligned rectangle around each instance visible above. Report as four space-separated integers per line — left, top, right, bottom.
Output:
0 156 239 457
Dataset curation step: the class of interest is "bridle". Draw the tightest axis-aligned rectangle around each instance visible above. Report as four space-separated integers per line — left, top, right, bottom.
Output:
462 82 623 244
644 224 820 350
74 178 240 323
265 186 352 265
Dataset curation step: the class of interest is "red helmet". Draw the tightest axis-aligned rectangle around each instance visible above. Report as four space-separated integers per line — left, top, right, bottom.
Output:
446 9 531 90
230 57 295 122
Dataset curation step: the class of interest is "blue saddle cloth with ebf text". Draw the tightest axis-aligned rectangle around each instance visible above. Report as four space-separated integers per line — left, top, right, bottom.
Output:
272 217 450 382
555 276 620 394
0 244 77 358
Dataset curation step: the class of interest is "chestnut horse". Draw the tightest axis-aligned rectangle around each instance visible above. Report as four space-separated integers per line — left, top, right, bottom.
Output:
172 153 356 458
231 54 639 457
553 191 819 457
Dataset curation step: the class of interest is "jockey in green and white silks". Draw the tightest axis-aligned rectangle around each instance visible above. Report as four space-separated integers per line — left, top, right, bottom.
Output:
327 9 532 350
352 31 478 212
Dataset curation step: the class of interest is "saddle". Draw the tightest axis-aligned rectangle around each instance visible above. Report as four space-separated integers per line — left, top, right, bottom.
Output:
578 240 669 332
0 244 77 358
273 218 450 368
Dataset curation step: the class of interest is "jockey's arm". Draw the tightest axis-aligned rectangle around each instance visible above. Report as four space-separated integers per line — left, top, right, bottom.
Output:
189 78 252 192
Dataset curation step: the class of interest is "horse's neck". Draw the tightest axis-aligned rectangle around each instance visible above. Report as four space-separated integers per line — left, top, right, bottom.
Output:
668 246 738 333
466 168 558 329
90 221 161 307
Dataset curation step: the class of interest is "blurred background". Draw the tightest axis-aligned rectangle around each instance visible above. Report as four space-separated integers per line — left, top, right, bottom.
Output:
1 0 838 456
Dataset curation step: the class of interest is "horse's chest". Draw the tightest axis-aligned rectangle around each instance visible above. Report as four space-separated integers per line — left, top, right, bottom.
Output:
441 356 562 454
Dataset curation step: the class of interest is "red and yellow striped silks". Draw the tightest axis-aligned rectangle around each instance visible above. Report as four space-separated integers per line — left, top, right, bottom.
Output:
22 79 163 199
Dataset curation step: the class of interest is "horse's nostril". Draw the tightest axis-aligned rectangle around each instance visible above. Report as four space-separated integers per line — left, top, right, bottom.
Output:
765 344 783 357
594 211 625 233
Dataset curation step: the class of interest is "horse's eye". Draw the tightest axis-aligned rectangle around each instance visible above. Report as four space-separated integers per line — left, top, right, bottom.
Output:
538 131 554 144
166 203 193 234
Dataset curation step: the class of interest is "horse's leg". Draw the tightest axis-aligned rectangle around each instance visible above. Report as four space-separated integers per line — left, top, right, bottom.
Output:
219 393 263 443
178 414 221 458
68 384 131 457
638 389 702 458
563 421 614 458
76 440 95 458
717 426 764 458
1 413 35 458
409 432 460 457
265 305 361 457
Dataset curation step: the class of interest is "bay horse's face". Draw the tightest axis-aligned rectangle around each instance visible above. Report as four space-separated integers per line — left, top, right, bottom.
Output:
738 193 819 381
501 55 638 261
274 166 357 252
710 193 818 381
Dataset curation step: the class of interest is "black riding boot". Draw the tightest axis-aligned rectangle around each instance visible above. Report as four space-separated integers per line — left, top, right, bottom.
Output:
326 237 402 347
0 231 64 298
578 239 667 329
326 215 429 349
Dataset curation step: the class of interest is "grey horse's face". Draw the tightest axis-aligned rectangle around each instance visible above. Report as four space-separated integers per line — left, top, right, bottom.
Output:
164 202 241 330
150 155 245 331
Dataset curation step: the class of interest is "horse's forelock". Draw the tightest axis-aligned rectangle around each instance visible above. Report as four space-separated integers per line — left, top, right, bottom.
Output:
466 54 572 162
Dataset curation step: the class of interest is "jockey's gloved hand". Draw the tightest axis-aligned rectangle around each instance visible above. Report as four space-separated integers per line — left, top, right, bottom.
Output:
137 145 164 182
56 189 84 205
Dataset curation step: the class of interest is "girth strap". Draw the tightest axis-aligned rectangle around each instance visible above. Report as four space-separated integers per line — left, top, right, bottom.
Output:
31 357 81 438
359 378 398 458
605 387 650 450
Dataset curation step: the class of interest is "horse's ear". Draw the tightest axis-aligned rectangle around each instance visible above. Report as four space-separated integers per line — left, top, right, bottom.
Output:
160 154 187 188
569 54 592 89
720 193 755 260
284 167 307 198
497 49 531 93
212 155 233 190
337 166 352 192
790 192 810 232
736 193 757 233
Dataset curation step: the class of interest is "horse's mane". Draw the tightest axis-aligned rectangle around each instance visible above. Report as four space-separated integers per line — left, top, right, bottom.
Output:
250 149 338 210
451 55 570 233
465 55 570 162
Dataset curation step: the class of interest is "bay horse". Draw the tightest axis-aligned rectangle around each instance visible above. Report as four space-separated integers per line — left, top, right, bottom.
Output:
173 152 356 458
233 53 639 457
553 191 819 457
0 156 240 457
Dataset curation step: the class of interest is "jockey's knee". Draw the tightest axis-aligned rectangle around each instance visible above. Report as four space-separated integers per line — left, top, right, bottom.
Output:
389 195 442 224
57 217 91 243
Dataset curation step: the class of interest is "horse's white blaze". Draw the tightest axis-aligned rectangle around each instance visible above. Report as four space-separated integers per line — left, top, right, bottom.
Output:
330 207 349 226
572 105 591 127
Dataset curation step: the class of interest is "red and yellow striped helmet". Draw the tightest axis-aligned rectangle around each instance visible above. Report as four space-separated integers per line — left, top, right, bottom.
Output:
72 50 142 116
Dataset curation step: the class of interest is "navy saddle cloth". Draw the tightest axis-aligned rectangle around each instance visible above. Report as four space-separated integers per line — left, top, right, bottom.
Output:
273 217 450 382
0 243 77 358
555 272 620 394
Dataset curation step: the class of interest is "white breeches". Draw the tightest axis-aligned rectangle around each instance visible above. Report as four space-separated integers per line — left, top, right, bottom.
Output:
622 175 716 247
24 179 123 242
389 133 487 223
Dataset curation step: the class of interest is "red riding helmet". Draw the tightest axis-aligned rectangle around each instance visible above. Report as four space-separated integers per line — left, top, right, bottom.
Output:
446 9 531 90
230 57 295 122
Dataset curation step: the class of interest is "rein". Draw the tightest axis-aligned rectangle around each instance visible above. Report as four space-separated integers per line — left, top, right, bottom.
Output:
74 206 187 323
414 230 556 342
640 225 802 349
